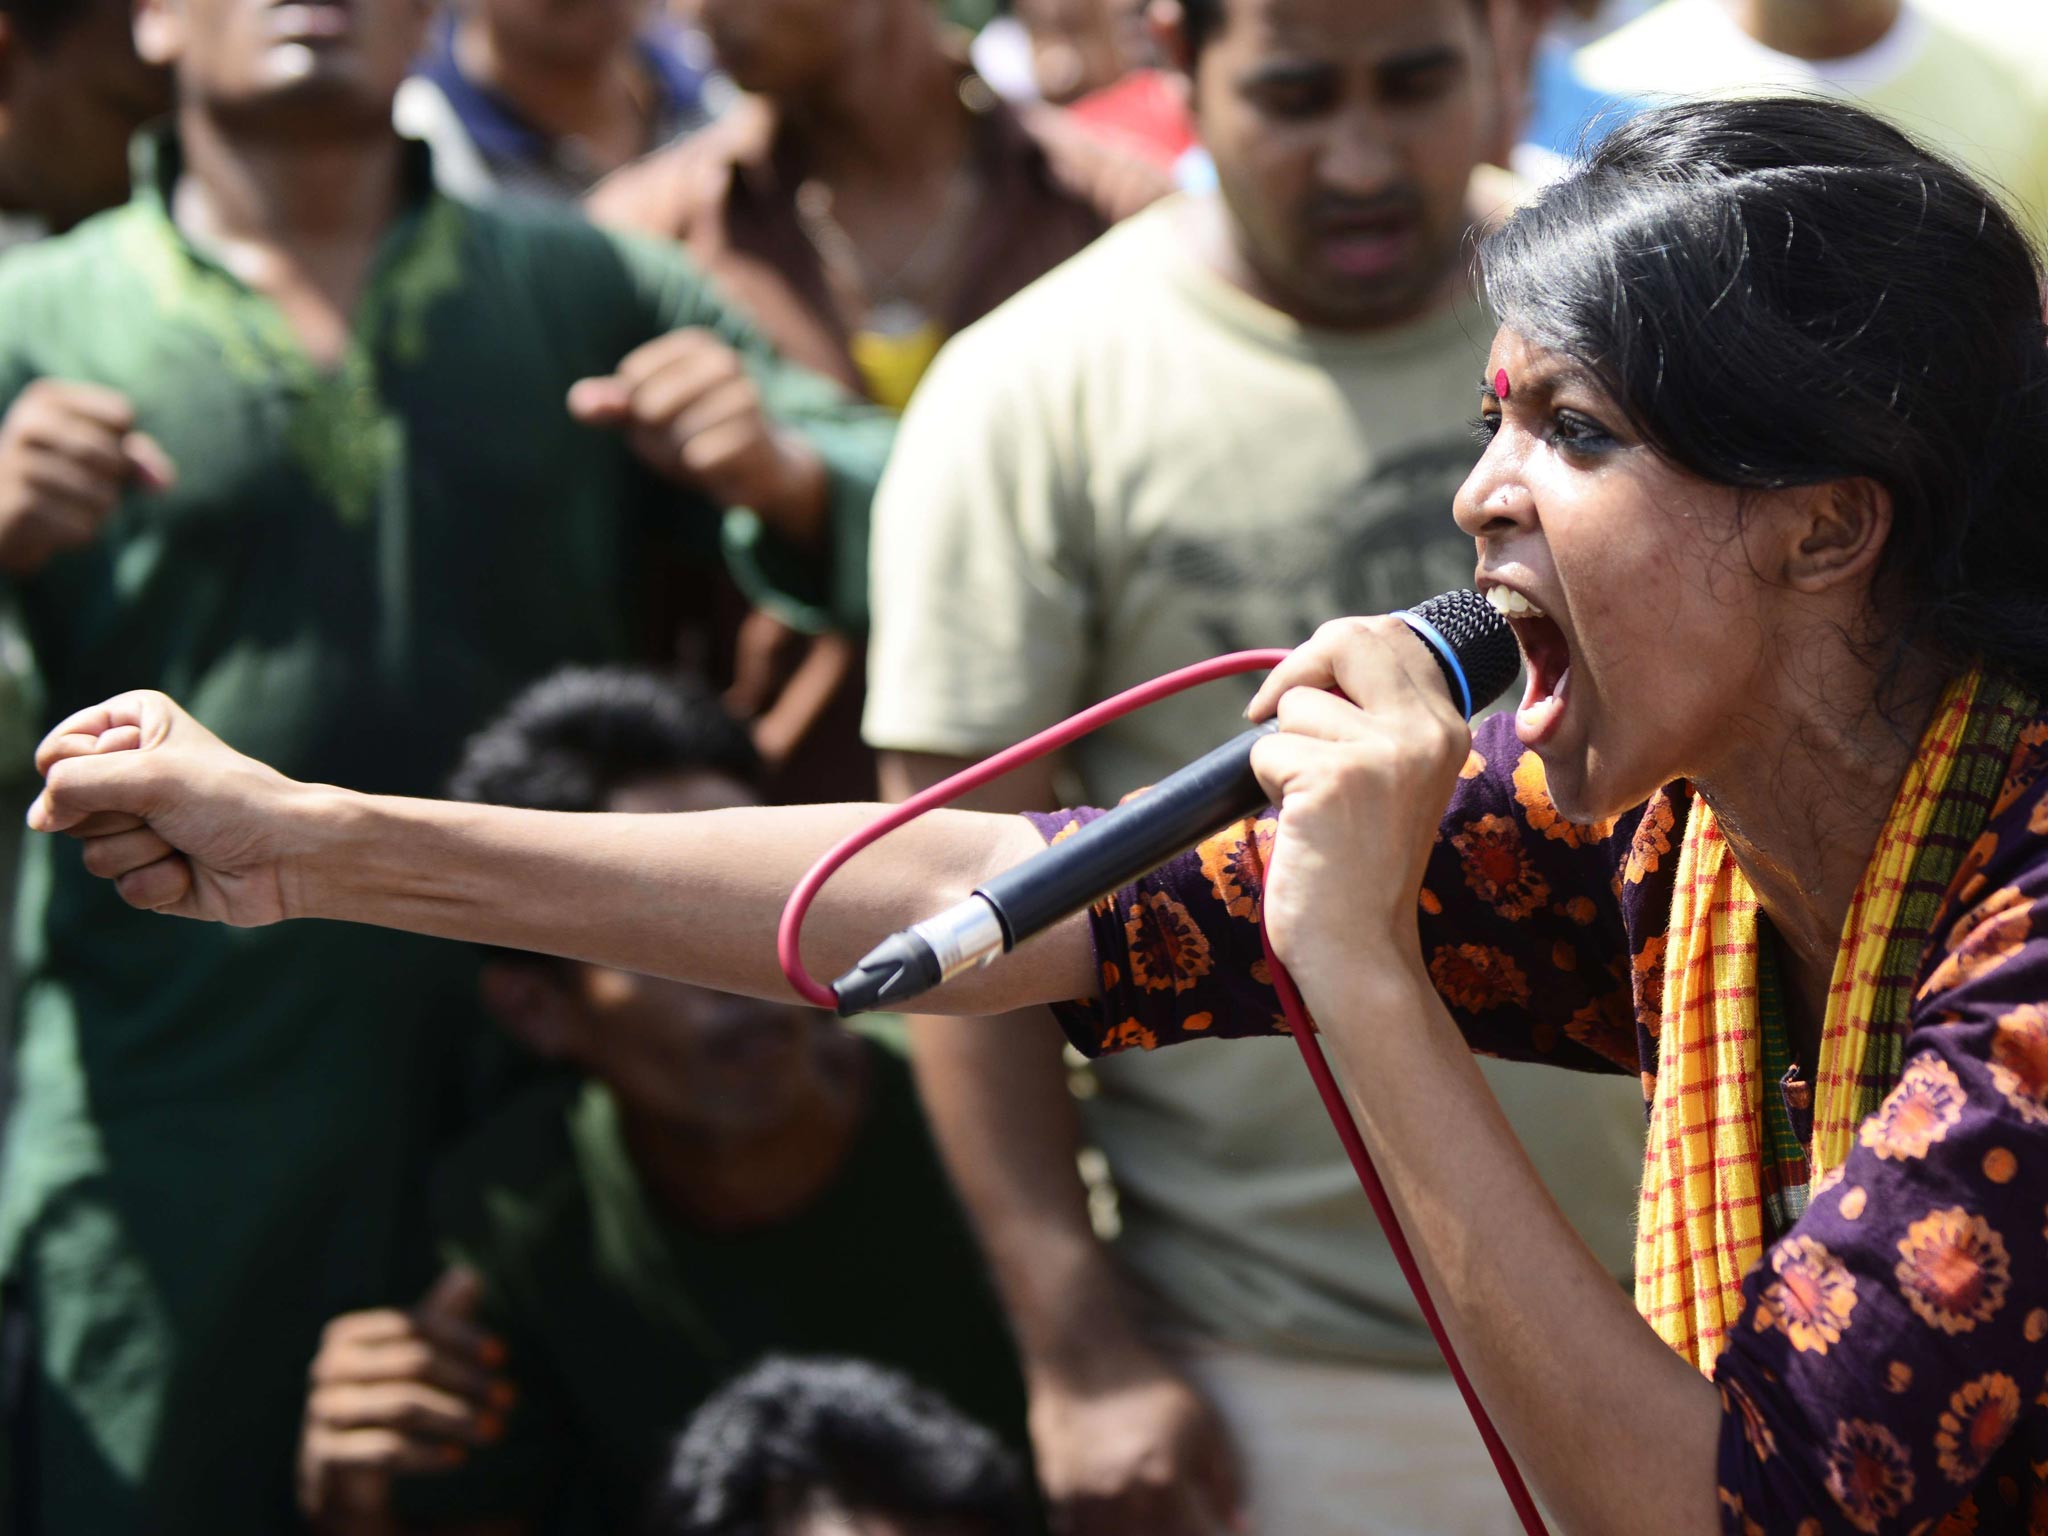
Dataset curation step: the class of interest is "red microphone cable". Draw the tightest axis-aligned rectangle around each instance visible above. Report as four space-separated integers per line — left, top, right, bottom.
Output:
777 651 1549 1536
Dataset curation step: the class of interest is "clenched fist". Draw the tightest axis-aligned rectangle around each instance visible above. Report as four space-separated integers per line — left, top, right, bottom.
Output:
0 380 176 574
29 689 310 926
568 328 826 542
298 1267 515 1535
1030 1354 1246 1535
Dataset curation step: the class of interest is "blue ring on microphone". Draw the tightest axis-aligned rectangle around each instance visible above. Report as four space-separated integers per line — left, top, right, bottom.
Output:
1397 611 1476 720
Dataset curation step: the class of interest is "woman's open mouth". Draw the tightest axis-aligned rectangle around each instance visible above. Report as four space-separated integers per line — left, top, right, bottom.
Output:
1487 586 1572 747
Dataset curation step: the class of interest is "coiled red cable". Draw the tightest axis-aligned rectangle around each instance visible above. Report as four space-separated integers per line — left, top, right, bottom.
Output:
777 652 1549 1536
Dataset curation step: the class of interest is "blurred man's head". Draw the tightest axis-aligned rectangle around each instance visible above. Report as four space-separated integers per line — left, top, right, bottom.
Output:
1013 0 1147 104
1165 0 1499 329
135 0 432 136
675 0 919 100
451 668 838 1140
650 1356 1033 1536
0 0 171 229
471 0 652 73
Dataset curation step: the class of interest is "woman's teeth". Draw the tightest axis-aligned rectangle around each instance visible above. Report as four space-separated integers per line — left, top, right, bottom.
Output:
1485 586 1547 619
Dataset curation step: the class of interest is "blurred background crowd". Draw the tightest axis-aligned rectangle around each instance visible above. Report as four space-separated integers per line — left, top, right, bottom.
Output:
0 0 2037 1532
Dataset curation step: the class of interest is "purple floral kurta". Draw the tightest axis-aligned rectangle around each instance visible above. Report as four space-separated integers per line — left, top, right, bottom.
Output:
1027 710 2048 1534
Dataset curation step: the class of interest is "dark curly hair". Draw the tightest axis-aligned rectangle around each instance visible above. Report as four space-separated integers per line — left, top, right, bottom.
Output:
447 667 760 814
1480 95 2048 697
645 1356 1033 1536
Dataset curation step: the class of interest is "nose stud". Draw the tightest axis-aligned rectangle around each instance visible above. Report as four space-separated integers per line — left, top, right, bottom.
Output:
1493 368 1511 400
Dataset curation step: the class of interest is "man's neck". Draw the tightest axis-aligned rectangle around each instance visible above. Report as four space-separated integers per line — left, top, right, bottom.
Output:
453 15 649 155
172 102 405 252
616 1041 870 1233
1734 0 1903 61
781 7 969 186
1179 194 1465 336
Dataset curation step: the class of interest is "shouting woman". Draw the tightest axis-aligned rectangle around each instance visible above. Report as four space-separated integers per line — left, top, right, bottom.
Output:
32 97 2048 1534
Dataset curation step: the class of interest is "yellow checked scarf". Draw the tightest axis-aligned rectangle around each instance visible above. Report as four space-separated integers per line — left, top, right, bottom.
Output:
1636 670 1982 1374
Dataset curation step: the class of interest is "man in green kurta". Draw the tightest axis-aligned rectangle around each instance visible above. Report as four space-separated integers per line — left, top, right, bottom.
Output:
0 0 891 1529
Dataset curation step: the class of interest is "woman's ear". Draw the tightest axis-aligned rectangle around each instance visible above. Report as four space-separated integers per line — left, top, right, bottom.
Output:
1779 477 1891 595
479 961 584 1061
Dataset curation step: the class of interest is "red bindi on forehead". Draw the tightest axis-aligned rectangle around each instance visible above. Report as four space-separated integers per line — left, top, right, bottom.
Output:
1494 368 1511 400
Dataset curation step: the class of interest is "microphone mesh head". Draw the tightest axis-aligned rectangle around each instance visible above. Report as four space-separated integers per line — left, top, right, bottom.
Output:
1406 590 1521 714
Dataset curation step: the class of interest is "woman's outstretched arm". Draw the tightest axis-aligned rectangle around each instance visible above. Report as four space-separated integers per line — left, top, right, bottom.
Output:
28 690 1095 1016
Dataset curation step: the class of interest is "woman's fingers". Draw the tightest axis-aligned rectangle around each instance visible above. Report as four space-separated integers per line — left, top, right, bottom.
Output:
1274 684 1372 742
79 825 176 881
112 855 192 914
1249 616 1460 725
1247 727 1338 806
34 689 176 774
1247 619 1364 720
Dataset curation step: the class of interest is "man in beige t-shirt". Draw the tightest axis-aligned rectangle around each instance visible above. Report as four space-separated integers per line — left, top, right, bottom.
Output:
864 1 1649 1532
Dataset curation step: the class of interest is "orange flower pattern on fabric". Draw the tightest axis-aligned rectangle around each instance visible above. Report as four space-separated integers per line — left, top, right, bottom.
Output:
1565 994 1640 1071
1450 813 1551 920
1099 1017 1157 1053
1752 1236 1859 1354
1426 944 1530 1013
1025 708 2048 1531
1931 1497 1982 1535
1935 1373 2021 1485
1631 932 1668 1038
1512 749 1616 847
1826 1419 1916 1533
1988 1003 2048 1126
1196 816 1276 924
1858 1052 1968 1160
1622 794 1676 885
1921 887 2033 1000
1895 1208 2010 1334
1123 892 1212 996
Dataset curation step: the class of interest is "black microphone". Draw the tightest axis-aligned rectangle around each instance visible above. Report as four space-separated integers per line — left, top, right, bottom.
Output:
830 591 1520 1016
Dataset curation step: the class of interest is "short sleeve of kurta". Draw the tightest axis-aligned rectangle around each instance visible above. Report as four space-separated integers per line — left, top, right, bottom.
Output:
1029 712 1654 1072
602 230 896 632
1709 758 2048 1534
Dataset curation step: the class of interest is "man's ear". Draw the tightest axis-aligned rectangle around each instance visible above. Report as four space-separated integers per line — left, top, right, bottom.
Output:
133 0 182 70
1778 477 1891 595
479 960 585 1061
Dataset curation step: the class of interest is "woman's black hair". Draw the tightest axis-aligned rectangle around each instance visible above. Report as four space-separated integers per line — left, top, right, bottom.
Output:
1480 96 2048 696
645 1356 1034 1536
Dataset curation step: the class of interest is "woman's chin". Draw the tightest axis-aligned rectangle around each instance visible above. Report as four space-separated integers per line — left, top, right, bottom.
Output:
1531 748 1639 829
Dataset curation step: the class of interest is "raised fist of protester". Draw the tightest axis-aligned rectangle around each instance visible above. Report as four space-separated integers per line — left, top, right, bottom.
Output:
1029 1349 1246 1536
567 328 827 540
28 689 307 926
297 1267 514 1534
1245 614 1474 1002
0 380 176 574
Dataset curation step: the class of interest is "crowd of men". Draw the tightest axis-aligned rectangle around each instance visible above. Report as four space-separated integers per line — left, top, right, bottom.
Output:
0 0 2038 1532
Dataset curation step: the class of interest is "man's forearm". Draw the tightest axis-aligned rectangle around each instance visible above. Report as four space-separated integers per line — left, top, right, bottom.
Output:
908 1011 1159 1383
277 789 1091 1014
885 749 1156 1374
